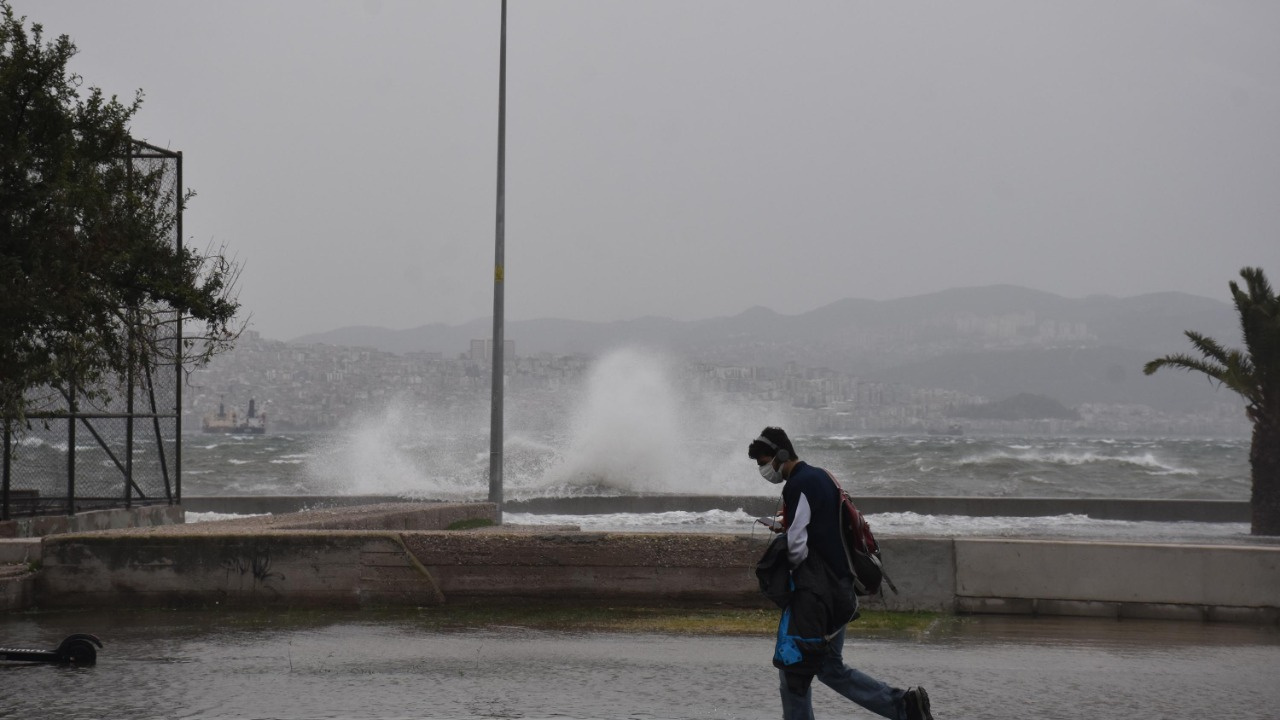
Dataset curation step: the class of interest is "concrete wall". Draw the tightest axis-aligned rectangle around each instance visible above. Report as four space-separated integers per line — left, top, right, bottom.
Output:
36 532 443 609
857 538 956 612
0 564 33 612
953 538 1280 622
0 505 183 539
15 504 1280 623
403 532 766 604
26 502 494 610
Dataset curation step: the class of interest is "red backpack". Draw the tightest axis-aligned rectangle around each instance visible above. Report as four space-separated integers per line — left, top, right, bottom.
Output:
824 471 898 597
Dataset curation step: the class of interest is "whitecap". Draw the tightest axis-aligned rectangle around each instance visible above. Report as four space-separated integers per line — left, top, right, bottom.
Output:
185 511 269 523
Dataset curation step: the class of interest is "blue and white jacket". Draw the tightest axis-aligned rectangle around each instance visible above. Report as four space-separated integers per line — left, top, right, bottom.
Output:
781 461 853 581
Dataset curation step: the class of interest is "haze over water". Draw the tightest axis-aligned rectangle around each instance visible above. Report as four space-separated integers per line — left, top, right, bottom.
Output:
155 349 1252 541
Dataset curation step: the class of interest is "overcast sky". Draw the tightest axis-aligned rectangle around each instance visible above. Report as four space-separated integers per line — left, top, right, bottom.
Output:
24 1 1280 340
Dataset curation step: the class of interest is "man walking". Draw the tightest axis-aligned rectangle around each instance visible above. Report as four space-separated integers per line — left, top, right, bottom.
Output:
749 426 934 720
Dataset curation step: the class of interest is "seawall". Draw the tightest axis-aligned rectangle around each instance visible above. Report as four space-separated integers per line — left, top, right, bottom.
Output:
182 495 1251 522
13 502 1280 623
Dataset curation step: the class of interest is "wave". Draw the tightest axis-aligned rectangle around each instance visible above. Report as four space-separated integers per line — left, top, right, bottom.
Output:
864 511 1250 540
954 450 1197 475
13 437 102 452
500 509 1251 541
504 508 765 535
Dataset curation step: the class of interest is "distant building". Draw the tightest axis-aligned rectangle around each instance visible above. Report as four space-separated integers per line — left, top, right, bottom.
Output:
469 339 515 362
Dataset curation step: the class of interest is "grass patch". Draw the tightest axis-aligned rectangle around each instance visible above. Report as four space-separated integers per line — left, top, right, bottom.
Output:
9 604 943 640
409 601 941 636
445 518 495 531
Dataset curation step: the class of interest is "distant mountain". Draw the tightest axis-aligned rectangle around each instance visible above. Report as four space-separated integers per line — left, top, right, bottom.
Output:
290 285 1241 413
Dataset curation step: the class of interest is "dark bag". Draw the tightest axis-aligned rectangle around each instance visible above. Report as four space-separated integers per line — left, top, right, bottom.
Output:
825 471 898 597
773 554 857 673
755 533 792 609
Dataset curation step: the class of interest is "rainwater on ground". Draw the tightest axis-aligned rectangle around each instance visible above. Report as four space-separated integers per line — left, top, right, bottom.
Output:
2 609 1277 719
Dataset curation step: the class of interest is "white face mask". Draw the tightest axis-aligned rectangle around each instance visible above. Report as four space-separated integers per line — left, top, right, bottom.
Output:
759 461 783 484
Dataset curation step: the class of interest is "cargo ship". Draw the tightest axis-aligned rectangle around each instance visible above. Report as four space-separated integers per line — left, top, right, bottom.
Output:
201 398 267 434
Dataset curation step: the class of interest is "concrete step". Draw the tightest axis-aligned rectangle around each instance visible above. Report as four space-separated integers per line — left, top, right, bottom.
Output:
0 538 41 565
0 563 36 611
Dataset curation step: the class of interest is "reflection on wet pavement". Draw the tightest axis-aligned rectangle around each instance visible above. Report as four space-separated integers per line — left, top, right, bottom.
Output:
2 610 1277 719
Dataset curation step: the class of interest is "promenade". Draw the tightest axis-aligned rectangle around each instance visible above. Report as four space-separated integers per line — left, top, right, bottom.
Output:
2 608 1277 719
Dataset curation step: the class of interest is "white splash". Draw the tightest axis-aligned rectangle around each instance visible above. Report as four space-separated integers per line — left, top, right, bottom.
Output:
303 348 786 499
535 347 781 496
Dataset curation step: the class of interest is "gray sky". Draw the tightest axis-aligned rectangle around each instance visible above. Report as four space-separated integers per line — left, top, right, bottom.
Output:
25 1 1280 340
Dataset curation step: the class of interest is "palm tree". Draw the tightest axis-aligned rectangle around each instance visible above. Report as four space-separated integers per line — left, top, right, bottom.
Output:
1144 267 1280 535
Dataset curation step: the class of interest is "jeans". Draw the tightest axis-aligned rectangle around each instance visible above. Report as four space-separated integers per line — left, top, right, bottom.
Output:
778 627 905 720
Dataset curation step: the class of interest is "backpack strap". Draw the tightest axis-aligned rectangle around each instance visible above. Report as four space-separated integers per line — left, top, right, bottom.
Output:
820 469 857 576
822 468 900 597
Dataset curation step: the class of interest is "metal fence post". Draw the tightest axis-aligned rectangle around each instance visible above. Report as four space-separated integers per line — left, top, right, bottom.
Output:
2 420 10 521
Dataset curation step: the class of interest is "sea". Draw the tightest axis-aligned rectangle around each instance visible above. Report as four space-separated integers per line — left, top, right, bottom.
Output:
176 430 1257 543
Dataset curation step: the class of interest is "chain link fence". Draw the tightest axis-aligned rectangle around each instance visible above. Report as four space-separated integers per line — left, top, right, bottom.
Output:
2 141 183 519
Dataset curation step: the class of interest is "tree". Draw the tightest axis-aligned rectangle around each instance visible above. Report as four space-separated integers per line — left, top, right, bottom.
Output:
1144 267 1280 535
1 2 240 426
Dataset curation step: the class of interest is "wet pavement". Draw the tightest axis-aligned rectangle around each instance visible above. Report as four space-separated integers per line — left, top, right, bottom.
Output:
2 609 1278 719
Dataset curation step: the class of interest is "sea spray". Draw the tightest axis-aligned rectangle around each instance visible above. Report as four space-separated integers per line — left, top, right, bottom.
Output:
304 400 492 498
301 348 791 499
537 347 786 496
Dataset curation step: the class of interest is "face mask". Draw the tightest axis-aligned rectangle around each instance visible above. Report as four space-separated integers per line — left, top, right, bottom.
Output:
759 462 783 484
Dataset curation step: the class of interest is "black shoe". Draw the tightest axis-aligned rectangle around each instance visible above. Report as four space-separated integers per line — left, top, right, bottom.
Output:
904 686 933 720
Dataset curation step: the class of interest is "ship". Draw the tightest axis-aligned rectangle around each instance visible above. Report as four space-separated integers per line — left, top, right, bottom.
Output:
201 397 267 434
926 423 964 436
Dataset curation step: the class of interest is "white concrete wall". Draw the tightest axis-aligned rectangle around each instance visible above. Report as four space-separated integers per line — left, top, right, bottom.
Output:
954 539 1280 618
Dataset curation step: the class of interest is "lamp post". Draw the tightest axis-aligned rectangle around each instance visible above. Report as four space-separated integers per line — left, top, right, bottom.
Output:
488 0 508 523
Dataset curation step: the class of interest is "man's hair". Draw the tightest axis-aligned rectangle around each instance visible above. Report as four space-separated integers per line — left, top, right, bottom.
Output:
747 426 798 462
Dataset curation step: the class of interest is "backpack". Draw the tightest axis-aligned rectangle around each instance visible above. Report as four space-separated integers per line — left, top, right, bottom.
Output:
825 471 898 597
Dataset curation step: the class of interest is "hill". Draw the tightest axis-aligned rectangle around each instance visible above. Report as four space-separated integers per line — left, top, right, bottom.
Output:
290 285 1239 413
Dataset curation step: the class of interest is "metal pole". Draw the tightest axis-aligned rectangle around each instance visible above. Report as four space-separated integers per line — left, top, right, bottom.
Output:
174 150 183 506
126 149 135 508
67 378 76 516
125 347 135 508
2 420 10 521
488 0 507 522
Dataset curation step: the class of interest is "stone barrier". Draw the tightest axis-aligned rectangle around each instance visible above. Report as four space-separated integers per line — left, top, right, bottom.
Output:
403 531 765 604
953 538 1280 623
0 504 183 539
35 531 444 609
11 503 1280 623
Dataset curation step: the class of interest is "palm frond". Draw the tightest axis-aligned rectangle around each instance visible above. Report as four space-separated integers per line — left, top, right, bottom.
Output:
1221 349 1263 404
1143 354 1228 381
1240 266 1275 306
1183 331 1230 366
1231 267 1280 383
